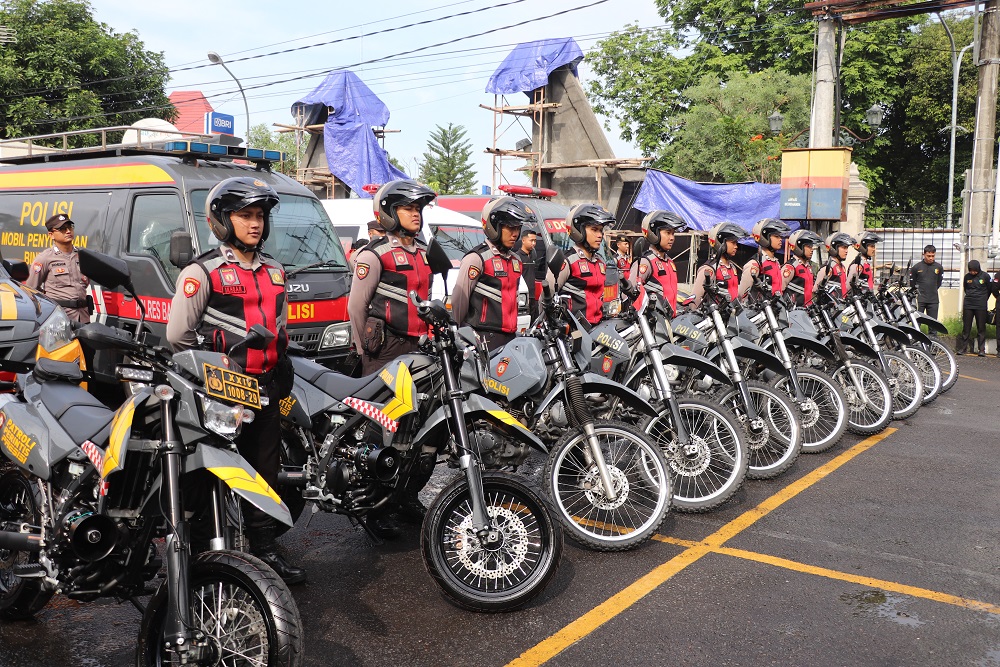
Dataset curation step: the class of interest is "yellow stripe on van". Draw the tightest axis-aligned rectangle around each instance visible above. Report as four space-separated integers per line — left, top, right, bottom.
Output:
0 164 175 190
0 291 16 320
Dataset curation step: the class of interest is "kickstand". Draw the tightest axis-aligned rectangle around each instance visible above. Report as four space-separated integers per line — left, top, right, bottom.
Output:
128 596 147 614
353 516 385 546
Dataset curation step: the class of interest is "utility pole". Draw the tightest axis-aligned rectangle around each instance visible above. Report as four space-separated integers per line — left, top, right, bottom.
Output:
967 0 999 266
812 16 838 149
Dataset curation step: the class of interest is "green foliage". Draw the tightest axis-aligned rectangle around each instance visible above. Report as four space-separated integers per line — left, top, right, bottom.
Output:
0 0 173 146
246 123 300 176
419 123 476 194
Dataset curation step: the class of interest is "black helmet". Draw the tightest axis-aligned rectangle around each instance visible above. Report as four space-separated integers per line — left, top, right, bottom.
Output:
566 203 615 250
708 222 747 255
855 230 882 250
481 197 536 243
751 218 791 249
374 179 436 234
641 210 687 245
788 229 822 258
207 177 280 252
825 232 855 253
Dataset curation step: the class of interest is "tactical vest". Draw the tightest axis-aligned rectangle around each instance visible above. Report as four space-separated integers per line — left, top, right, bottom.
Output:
785 259 815 306
641 252 678 315
829 261 848 297
367 236 432 338
194 248 286 375
759 254 784 295
562 247 607 325
857 258 874 291
716 262 739 300
465 242 522 333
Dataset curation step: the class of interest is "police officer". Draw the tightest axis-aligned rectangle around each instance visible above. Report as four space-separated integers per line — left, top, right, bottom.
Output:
451 197 535 349
613 234 631 273
739 218 791 300
909 245 944 319
956 259 992 356
848 231 881 292
628 210 687 317
348 180 436 376
515 226 540 320
783 229 822 307
26 214 90 323
165 177 305 585
692 222 745 308
554 204 615 327
816 232 855 298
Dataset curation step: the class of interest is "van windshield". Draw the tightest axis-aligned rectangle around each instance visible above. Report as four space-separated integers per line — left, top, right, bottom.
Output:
191 191 349 271
430 224 487 265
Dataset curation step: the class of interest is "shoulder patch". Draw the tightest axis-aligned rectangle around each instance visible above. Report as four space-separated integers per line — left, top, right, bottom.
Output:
468 265 481 281
32 263 41 273
782 265 794 277
182 277 200 298
356 263 370 280
267 268 285 285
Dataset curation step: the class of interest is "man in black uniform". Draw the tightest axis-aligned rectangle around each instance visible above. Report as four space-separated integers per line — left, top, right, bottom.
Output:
515 227 540 320
910 245 944 320
956 259 992 356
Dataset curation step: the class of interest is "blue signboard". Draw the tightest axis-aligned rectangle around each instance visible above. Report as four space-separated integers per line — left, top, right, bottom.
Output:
204 112 236 136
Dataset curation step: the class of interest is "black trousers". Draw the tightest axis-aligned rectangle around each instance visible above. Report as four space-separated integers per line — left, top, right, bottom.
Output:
957 308 988 354
362 333 421 375
236 400 282 531
916 301 939 320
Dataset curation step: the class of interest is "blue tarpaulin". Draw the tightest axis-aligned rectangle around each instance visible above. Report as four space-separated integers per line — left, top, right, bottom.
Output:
292 71 407 198
633 170 790 234
486 38 584 96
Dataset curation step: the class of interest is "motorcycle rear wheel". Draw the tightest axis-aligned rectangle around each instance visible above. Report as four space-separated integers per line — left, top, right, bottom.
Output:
884 351 923 420
903 345 942 404
422 473 562 613
770 368 848 454
831 363 893 436
136 550 304 667
545 420 671 551
928 340 959 393
714 381 802 480
0 470 52 620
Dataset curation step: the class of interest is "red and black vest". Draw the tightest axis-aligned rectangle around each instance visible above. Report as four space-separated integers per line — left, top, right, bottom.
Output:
616 254 630 272
857 258 874 291
640 252 678 316
367 236 433 338
195 248 286 375
829 260 848 297
785 259 814 306
562 247 607 325
465 242 522 333
716 262 739 301
758 254 784 295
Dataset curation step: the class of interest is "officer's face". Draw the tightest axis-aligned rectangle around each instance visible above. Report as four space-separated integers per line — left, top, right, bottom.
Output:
724 238 737 257
802 243 814 261
617 240 629 254
231 205 265 246
397 204 422 233
585 224 604 249
659 229 675 250
836 245 848 261
500 224 521 250
865 244 877 258
769 234 783 251
521 233 537 253
923 251 936 264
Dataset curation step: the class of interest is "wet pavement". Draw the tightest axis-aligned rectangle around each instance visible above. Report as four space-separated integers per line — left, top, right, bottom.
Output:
1 355 998 667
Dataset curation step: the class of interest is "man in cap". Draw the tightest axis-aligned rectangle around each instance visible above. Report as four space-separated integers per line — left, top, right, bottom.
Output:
25 214 91 323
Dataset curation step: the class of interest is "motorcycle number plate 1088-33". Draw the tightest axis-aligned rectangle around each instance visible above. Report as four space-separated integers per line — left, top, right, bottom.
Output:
202 363 261 409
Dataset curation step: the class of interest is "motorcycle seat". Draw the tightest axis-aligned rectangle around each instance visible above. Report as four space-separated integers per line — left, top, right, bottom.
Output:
38 382 115 445
290 357 385 401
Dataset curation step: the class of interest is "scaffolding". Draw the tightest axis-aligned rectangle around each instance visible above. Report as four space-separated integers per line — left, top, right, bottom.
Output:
481 89 559 191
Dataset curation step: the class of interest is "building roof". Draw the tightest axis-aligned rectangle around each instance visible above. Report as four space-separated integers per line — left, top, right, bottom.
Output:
168 91 213 134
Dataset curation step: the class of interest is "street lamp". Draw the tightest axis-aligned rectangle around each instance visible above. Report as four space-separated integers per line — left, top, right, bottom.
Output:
769 103 885 144
207 51 250 142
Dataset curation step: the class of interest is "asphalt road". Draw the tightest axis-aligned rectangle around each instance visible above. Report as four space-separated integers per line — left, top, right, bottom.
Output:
2 355 998 667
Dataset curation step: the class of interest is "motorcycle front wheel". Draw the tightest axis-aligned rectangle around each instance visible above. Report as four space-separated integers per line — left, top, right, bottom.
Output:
714 381 802 480
0 470 52 620
545 419 671 551
884 351 923 420
770 367 848 454
136 550 304 667
422 473 562 613
831 363 893 436
928 339 959 393
902 345 942 404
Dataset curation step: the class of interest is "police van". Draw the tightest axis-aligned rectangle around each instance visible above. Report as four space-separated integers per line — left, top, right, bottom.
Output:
0 129 355 372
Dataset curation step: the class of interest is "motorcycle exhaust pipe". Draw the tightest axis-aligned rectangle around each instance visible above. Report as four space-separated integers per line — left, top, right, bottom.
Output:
64 510 117 562
0 530 42 552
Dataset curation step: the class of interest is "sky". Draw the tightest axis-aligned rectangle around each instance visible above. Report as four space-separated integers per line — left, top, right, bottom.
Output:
89 0 666 192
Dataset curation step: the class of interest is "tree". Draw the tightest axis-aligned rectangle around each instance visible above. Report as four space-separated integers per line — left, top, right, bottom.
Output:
0 0 173 145
246 123 301 177
419 123 476 194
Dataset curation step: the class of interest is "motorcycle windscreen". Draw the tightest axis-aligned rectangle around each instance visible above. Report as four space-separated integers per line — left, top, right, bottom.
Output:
187 444 294 527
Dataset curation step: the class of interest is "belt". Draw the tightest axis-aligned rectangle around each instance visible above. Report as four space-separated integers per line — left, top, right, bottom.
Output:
54 298 88 308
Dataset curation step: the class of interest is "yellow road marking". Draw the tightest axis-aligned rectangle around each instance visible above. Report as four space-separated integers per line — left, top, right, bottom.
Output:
959 374 987 382
506 428 897 667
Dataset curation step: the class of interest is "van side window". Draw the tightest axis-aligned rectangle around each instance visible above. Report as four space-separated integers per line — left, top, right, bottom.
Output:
128 194 185 284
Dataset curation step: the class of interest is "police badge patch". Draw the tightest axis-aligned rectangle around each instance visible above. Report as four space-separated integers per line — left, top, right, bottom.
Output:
356 263 370 279
220 268 239 286
267 268 285 285
468 265 480 280
183 277 200 297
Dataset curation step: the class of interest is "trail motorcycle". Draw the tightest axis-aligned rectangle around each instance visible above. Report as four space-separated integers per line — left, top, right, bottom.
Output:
278 243 562 612
804 284 894 436
587 283 749 514
670 278 803 481
0 250 302 667
740 274 848 454
472 254 671 551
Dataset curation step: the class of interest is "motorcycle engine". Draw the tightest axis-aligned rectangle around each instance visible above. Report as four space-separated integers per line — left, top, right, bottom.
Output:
468 425 529 469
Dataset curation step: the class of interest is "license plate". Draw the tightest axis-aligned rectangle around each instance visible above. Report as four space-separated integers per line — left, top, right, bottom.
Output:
202 363 261 409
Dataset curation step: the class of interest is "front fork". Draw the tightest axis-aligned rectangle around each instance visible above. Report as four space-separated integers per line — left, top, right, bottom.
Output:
764 304 806 403
711 309 762 425
637 314 692 448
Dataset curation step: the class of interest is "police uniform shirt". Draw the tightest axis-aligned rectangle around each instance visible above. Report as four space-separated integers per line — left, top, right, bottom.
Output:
25 245 89 321
166 243 288 353
910 260 944 305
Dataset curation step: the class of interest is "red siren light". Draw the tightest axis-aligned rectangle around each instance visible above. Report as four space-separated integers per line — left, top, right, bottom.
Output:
498 184 558 198
362 183 380 194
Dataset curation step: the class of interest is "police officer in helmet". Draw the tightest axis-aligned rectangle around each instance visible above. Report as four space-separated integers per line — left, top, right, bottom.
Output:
628 210 687 317
692 221 745 308
739 218 791 300
554 204 615 327
166 176 305 585
451 196 535 350
816 232 855 298
848 231 881 292
783 229 822 306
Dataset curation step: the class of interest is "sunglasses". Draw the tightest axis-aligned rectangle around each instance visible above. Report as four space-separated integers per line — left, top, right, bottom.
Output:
53 222 74 232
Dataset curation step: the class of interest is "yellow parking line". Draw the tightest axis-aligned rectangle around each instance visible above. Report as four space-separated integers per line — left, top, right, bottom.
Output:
506 429 896 667
959 374 987 382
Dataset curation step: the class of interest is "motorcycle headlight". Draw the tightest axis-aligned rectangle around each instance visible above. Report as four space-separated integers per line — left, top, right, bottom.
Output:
603 299 622 318
663 364 680 382
318 322 351 350
38 307 75 353
199 393 249 439
517 292 528 311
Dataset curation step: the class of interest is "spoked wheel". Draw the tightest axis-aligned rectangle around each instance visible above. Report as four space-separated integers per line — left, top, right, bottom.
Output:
545 419 670 551
422 473 562 612
643 397 748 513
715 380 802 480
884 351 923 420
770 367 848 454
831 363 893 436
927 339 959 393
902 346 942 404
136 550 304 667
0 471 52 620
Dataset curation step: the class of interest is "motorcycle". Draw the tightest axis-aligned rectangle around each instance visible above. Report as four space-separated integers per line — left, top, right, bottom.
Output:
0 250 303 667
278 242 562 612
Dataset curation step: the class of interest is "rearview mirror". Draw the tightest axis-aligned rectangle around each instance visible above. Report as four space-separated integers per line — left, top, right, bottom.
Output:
243 323 276 351
426 238 451 277
546 245 565 278
79 248 134 292
3 260 29 283
170 231 194 268
632 237 648 260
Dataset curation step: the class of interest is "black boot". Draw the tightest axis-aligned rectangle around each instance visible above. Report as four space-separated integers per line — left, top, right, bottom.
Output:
249 524 307 585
